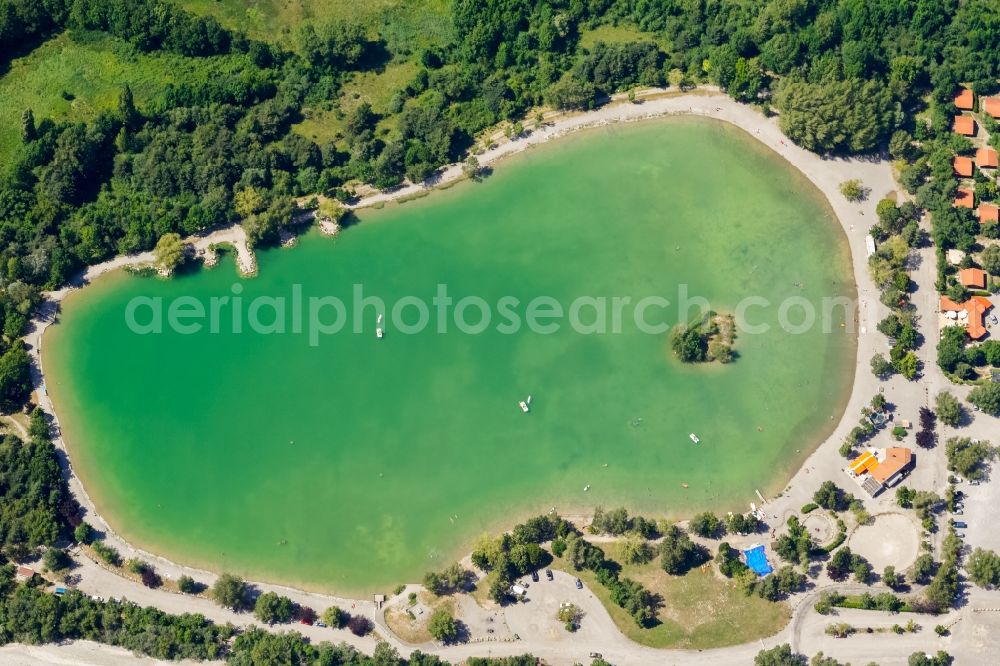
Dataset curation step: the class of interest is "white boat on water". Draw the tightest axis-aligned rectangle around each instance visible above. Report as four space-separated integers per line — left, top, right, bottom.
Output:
689 433 700 444
583 484 591 492
518 400 530 413
376 314 384 339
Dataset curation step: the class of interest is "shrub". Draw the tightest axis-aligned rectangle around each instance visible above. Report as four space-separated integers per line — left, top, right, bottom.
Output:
92 542 121 567
800 503 818 514
177 575 198 594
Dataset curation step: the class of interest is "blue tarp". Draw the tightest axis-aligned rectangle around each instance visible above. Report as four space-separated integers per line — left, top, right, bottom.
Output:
743 545 773 576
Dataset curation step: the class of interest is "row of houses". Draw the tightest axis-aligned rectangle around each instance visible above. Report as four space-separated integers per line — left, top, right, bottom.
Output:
952 88 999 223
946 88 998 340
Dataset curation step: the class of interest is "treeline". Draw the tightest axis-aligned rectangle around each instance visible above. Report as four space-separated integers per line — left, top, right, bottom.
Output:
0 409 79 560
0 574 537 665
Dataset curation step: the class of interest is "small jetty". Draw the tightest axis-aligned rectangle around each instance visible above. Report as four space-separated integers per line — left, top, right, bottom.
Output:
689 433 700 444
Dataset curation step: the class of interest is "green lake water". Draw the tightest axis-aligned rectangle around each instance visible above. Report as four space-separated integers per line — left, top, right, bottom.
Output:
45 118 856 594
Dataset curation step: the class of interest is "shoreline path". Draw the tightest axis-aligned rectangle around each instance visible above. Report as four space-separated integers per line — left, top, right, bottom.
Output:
16 88 986 665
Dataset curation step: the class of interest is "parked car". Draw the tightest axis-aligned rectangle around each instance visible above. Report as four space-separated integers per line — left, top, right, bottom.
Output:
531 570 539 582
575 578 583 589
315 621 327 628
589 653 603 660
953 521 968 529
545 569 554 581
954 509 963 515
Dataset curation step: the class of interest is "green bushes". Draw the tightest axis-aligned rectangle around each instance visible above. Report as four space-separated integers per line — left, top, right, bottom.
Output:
91 541 121 567
800 503 818 514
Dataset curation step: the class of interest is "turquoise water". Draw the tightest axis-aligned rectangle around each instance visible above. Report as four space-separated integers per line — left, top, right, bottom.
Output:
45 118 856 593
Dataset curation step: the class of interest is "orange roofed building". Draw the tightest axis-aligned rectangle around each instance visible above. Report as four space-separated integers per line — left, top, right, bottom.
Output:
954 115 976 136
848 447 915 496
954 88 975 110
981 203 1000 224
955 187 975 208
977 147 999 169
954 156 974 177
959 267 987 289
985 98 1000 119
941 295 994 340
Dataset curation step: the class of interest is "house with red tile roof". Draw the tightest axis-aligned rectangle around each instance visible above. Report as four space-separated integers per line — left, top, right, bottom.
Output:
954 156 974 177
985 98 1000 119
941 295 993 340
954 115 976 136
954 88 975 110
977 147 998 169
959 267 987 289
980 203 1000 224
954 187 975 208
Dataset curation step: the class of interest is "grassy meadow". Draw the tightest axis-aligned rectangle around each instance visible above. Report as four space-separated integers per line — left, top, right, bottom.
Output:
554 556 790 649
0 31 247 168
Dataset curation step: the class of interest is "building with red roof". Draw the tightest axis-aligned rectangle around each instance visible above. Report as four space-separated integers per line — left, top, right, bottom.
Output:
959 268 987 289
941 295 993 340
977 147 998 169
954 88 975 110
980 203 1000 224
985 98 1000 119
954 187 975 208
954 156 974 177
953 115 976 136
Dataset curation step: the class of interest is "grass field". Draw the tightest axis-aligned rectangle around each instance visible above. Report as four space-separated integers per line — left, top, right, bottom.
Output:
554 555 789 649
0 31 243 168
579 23 664 50
294 60 419 144
172 0 453 52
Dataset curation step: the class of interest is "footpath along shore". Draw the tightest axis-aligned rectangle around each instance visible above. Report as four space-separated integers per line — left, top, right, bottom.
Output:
14 88 936 665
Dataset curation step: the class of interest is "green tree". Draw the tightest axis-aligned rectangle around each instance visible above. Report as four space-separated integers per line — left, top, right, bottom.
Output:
945 437 995 480
968 383 1000 416
153 233 185 272
43 548 71 573
253 591 295 625
658 526 705 575
754 643 807 666
967 548 1000 589
322 605 347 628
689 511 722 538
211 573 251 611
74 522 95 545
427 609 459 643
871 353 893 378
981 244 1000 275
935 391 963 426
177 575 198 594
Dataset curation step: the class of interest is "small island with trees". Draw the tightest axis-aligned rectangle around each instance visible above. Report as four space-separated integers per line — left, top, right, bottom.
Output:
669 312 737 364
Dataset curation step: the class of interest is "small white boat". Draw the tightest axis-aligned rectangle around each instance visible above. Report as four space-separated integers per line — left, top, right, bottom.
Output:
518 400 530 413
376 314 384 339
583 484 591 492
526 394 532 405
689 433 700 444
